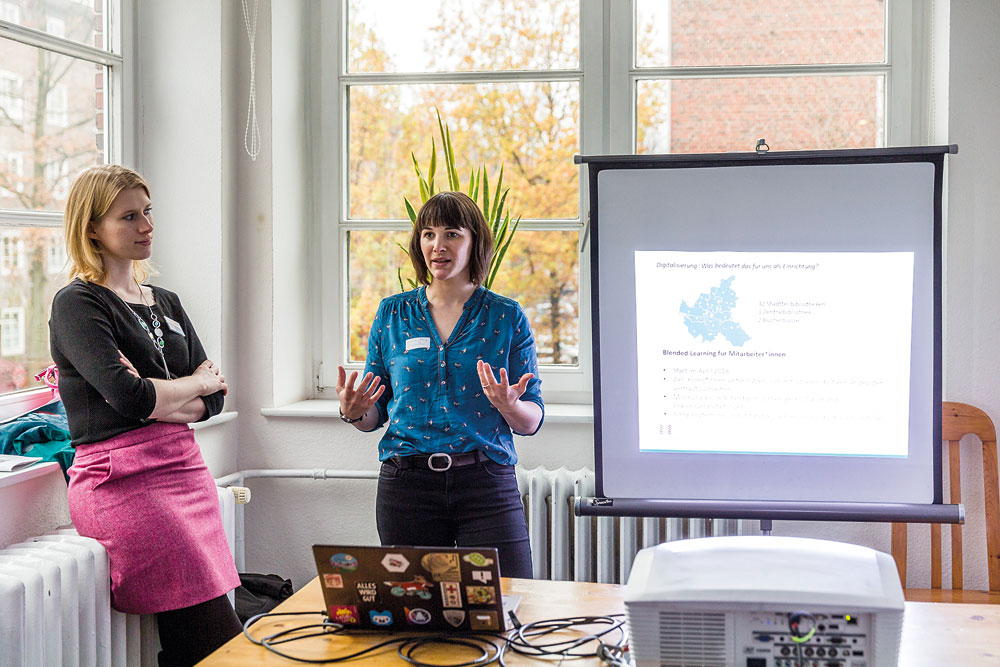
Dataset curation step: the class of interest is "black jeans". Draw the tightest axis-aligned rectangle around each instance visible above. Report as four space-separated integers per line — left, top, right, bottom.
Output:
375 457 533 579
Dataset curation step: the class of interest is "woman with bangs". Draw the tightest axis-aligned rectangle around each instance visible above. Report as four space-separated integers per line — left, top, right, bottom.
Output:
336 190 544 579
50 165 240 666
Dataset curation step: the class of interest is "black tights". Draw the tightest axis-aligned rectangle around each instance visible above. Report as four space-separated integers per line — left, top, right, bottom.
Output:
156 594 243 667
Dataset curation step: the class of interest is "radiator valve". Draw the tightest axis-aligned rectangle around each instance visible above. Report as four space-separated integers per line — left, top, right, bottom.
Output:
229 486 251 504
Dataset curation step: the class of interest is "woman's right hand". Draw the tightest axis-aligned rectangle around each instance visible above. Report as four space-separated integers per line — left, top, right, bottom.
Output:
193 359 228 396
336 366 384 421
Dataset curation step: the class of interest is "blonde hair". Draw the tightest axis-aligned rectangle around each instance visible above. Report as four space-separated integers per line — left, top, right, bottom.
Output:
64 165 155 284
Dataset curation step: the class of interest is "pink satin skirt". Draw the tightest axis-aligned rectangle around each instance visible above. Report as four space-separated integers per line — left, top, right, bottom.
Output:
67 422 240 614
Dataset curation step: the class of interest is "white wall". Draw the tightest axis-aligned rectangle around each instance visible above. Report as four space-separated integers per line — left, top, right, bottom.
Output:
129 1 1000 591
135 0 238 473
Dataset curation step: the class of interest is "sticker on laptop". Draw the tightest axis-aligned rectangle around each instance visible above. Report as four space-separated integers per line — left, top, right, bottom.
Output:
421 552 462 581
406 607 432 625
323 573 344 588
440 581 462 608
443 610 466 627
369 610 393 626
465 586 496 605
470 610 499 631
470 570 493 583
329 605 360 625
357 581 378 602
381 553 410 573
386 575 434 599
462 552 494 567
329 553 359 572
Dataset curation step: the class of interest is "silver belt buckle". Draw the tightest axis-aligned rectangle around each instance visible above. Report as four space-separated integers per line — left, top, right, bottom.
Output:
427 453 452 471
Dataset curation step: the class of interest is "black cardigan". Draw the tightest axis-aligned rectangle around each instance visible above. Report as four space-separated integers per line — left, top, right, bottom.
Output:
49 279 223 446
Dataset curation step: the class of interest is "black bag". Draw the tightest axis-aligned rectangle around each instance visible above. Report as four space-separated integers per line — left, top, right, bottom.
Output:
234 573 294 624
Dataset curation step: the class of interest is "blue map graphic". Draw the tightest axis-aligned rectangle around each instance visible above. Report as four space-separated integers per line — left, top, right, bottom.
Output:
679 275 750 346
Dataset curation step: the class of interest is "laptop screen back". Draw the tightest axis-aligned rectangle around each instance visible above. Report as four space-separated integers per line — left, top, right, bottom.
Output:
312 544 506 632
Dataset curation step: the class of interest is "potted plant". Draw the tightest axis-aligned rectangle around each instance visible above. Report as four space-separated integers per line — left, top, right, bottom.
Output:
398 110 521 292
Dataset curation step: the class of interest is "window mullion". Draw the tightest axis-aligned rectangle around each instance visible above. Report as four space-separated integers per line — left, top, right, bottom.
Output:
606 0 632 154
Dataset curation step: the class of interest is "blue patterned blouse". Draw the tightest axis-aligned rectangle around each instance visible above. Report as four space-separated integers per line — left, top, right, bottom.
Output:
362 286 544 465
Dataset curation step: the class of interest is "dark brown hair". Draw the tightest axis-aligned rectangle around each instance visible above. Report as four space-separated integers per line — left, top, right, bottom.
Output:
409 191 494 285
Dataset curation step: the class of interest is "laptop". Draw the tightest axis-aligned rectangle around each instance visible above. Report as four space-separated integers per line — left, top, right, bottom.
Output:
312 544 513 632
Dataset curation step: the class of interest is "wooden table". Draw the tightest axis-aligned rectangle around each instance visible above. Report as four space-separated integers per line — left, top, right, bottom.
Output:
199 578 1000 666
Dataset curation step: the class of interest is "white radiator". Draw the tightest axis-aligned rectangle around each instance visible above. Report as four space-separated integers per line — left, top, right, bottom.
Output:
515 466 743 584
0 485 236 667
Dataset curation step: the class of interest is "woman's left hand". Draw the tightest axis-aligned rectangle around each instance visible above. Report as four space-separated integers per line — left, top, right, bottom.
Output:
118 350 140 379
477 360 533 412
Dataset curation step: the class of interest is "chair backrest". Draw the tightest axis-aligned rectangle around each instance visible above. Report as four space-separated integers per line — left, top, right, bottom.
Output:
891 402 999 590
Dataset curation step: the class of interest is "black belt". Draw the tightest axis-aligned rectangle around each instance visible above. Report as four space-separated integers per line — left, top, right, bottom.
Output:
390 450 488 472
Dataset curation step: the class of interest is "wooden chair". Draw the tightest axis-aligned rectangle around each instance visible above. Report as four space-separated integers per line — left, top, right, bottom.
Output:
891 402 999 591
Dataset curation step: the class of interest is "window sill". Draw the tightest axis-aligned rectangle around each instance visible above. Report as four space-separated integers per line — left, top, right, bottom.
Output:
0 460 62 491
0 387 57 424
191 411 238 431
261 400 594 423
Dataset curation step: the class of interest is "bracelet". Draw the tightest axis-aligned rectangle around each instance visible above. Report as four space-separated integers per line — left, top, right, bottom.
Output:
339 406 364 424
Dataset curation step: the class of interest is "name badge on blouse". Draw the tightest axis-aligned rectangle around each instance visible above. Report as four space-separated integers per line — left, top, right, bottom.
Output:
405 337 431 351
164 315 185 336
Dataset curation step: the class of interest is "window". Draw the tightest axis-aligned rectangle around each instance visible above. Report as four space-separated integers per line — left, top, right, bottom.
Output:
44 160 70 198
321 1 923 403
0 0 129 398
0 231 24 274
46 233 66 274
0 70 23 122
45 16 66 39
632 1 898 154
1 152 24 196
46 83 68 127
1 307 25 357
0 2 18 25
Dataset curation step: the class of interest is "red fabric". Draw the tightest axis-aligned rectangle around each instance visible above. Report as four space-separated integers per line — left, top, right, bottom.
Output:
67 422 239 614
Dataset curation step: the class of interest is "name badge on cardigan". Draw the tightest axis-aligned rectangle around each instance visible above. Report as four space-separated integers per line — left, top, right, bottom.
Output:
406 337 431 351
164 316 185 336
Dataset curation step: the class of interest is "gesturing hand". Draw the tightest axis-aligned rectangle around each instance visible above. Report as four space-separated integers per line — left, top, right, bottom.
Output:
336 366 385 421
477 360 533 413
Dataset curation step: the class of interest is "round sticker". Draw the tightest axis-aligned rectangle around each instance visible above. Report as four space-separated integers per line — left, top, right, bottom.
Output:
330 552 359 571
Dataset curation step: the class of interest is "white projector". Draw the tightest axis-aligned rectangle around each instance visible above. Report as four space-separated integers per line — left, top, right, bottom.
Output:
624 536 904 667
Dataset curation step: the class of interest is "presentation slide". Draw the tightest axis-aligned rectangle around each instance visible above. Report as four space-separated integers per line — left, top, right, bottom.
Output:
634 250 914 457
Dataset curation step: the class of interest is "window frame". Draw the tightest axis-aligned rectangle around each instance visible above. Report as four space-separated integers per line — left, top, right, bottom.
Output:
316 0 925 406
0 0 136 402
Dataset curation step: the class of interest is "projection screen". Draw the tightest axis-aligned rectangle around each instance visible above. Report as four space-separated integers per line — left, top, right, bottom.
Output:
584 148 950 510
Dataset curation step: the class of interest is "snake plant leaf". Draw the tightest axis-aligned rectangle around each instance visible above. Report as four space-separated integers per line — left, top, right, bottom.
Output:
488 213 521 288
410 152 430 202
482 165 491 220
427 137 437 195
404 198 418 224
469 167 478 200
445 126 460 191
410 151 423 179
496 213 510 250
396 267 405 293
492 189 509 228
490 164 504 223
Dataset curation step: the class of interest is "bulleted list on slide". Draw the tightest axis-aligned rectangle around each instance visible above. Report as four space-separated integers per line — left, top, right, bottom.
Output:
633 250 914 457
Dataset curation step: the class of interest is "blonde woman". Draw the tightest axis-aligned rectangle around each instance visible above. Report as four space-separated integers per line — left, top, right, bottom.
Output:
50 165 240 666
